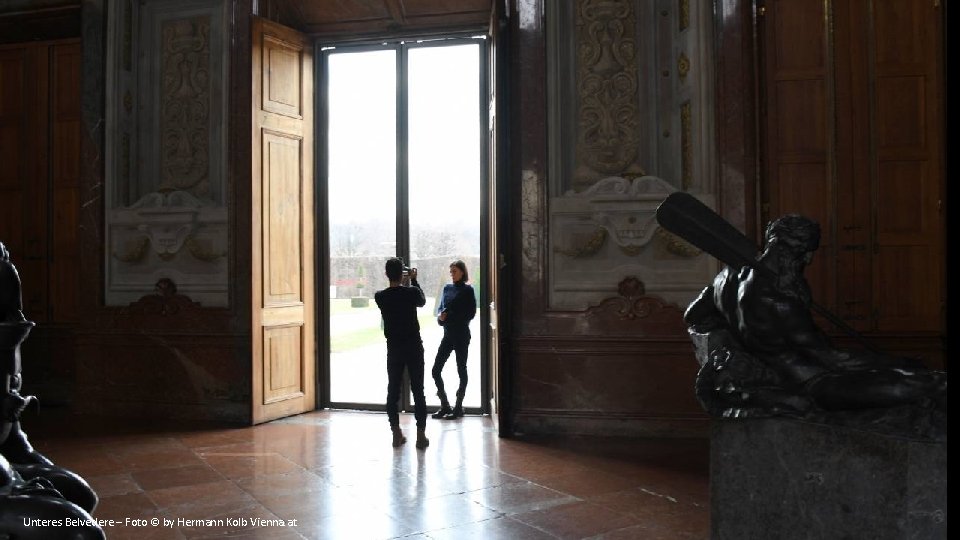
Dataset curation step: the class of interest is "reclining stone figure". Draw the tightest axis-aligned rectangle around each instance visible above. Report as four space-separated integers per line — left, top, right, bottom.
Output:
657 195 947 440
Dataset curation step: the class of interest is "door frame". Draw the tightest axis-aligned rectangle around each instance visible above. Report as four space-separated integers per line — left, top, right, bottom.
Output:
316 35 492 415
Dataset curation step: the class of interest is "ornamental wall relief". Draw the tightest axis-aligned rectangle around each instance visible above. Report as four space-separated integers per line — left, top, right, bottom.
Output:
160 16 212 197
574 0 645 183
105 0 229 307
546 0 718 310
549 176 715 310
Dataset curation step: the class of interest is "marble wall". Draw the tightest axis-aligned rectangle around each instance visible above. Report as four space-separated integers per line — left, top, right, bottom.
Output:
75 0 251 423
505 0 753 436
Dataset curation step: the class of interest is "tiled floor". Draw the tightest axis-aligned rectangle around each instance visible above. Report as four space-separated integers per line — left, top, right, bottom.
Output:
25 410 710 539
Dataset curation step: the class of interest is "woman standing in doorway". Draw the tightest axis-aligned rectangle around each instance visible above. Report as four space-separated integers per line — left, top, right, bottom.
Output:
431 260 477 419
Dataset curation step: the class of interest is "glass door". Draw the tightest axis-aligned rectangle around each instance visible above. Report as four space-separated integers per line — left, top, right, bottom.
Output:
326 48 397 406
408 43 483 410
323 38 486 412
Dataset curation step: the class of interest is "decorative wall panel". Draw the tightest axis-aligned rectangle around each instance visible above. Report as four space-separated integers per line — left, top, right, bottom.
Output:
549 176 715 309
104 0 229 307
546 0 717 311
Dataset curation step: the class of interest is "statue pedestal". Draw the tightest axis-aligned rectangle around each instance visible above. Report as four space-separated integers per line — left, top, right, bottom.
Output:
711 418 947 539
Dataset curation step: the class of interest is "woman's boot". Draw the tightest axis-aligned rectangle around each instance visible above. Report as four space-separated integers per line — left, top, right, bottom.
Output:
431 390 451 419
445 390 464 419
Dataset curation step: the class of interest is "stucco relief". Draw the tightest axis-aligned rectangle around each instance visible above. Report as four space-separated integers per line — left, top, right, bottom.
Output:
574 0 644 187
546 0 718 311
549 176 717 310
160 16 211 197
105 0 229 307
107 190 227 306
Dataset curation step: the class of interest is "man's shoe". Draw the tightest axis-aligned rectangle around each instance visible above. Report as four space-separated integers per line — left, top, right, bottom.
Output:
391 427 407 447
443 406 464 419
415 428 430 449
431 405 452 419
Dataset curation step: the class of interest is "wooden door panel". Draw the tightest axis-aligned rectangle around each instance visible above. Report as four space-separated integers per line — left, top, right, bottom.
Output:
263 325 305 402
262 131 304 306
50 42 81 322
252 17 315 424
772 81 826 157
262 36 304 118
772 0 824 70
875 245 937 332
761 0 835 318
761 0 944 342
876 77 926 150
871 0 943 333
876 162 928 236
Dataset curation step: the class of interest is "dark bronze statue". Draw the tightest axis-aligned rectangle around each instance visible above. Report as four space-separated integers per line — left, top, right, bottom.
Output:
1 242 104 539
656 194 947 440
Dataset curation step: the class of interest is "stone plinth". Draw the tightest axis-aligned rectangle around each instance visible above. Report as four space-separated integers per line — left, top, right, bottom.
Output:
711 418 947 539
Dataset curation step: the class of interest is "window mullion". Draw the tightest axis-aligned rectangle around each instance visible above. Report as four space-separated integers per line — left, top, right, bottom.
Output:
396 44 410 264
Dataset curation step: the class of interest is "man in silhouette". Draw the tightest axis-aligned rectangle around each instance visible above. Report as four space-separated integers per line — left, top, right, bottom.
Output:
374 258 429 449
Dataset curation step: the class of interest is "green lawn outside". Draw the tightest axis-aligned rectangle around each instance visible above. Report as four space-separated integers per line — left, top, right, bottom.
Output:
330 311 436 353
330 298 377 315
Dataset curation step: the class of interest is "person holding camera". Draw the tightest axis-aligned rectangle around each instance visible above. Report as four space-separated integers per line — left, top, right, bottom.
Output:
374 258 429 449
430 260 477 420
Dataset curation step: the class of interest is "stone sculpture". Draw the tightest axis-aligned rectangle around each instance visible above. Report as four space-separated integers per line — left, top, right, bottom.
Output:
1 241 104 539
656 194 947 440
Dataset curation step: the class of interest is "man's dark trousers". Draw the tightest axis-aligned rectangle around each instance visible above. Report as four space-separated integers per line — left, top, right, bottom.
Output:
386 339 427 428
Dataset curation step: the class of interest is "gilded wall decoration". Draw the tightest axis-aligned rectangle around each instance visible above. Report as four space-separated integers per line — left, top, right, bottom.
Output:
575 0 643 184
679 0 690 31
554 228 607 258
677 52 690 84
656 227 702 257
159 16 211 198
112 235 150 263
681 101 691 191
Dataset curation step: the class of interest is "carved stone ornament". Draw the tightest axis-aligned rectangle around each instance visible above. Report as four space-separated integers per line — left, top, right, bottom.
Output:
584 276 677 321
112 190 221 261
575 0 643 179
128 277 202 317
160 16 211 198
554 228 607 258
558 176 676 256
106 190 228 307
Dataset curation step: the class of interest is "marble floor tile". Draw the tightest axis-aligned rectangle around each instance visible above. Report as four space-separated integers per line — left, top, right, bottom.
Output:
24 410 710 539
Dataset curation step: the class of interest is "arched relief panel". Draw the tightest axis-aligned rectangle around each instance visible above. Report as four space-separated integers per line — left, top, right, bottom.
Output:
546 0 718 311
104 0 230 307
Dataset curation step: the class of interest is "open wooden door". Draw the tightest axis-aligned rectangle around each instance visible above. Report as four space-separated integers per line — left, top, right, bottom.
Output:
251 17 316 424
487 0 511 435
